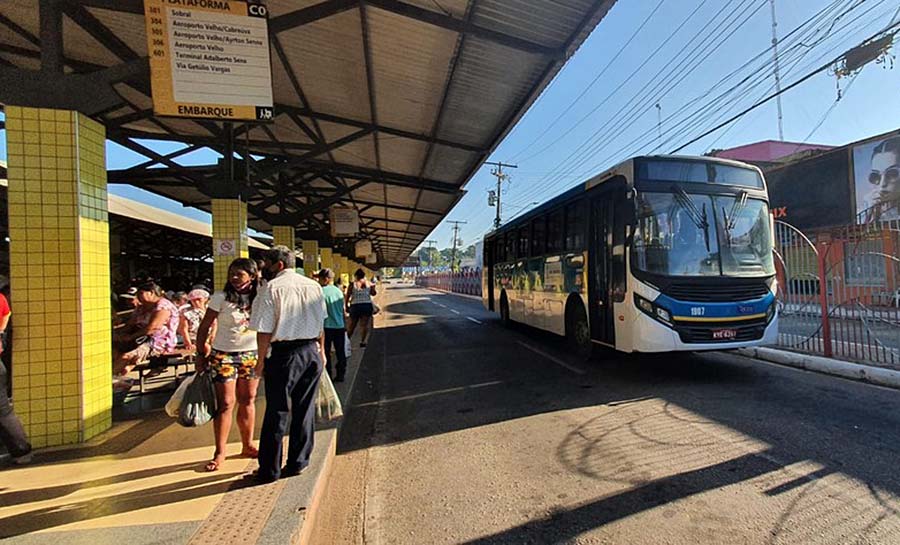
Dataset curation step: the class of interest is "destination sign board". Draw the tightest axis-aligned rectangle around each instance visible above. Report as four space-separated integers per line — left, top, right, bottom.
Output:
144 0 274 121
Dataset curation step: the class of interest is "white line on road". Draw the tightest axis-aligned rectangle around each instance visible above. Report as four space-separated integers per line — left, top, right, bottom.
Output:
466 317 483 324
435 303 446 308
353 380 506 408
450 309 461 315
517 341 587 375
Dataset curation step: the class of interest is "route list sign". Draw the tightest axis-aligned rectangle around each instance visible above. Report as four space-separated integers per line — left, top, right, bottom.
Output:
144 0 274 121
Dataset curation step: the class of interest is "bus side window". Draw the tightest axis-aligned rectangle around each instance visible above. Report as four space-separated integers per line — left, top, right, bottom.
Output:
494 235 504 263
506 232 515 262
518 227 529 259
611 193 630 302
547 210 564 254
565 201 586 251
531 217 546 256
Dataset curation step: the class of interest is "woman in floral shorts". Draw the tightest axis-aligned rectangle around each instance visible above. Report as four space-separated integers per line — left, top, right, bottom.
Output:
195 258 260 472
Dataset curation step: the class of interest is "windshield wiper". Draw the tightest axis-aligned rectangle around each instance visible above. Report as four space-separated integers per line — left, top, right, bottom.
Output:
721 191 749 246
671 185 711 252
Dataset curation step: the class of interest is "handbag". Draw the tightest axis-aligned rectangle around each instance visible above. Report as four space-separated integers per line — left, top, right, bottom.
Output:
344 332 352 359
316 371 343 424
177 371 218 427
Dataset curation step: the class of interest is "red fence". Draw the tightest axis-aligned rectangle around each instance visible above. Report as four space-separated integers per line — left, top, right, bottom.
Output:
775 217 900 370
416 270 482 297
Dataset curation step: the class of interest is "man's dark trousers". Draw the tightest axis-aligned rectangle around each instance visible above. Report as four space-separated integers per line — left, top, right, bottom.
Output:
258 340 321 481
324 328 347 379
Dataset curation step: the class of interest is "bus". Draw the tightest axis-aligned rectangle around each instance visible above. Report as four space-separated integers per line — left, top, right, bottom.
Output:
482 155 778 356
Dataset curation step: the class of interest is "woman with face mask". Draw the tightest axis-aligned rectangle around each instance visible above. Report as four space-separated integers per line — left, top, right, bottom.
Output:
195 258 261 472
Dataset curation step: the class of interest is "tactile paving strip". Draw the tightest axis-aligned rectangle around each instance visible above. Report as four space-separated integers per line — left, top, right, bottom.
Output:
187 459 287 545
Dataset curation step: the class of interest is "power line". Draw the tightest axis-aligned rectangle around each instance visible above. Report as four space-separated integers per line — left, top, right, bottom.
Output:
670 20 900 153
504 0 877 210
508 0 668 161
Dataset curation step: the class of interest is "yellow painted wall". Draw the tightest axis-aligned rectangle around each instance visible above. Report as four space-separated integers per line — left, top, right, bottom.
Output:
6 106 112 446
211 199 249 289
272 225 295 251
301 240 319 277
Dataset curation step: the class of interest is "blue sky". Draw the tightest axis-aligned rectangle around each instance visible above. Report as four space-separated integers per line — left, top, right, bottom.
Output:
1 0 897 254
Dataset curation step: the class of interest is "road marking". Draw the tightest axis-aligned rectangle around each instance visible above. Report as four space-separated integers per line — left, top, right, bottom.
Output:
466 317 483 324
353 380 506 408
450 309 460 315
517 341 587 375
435 302 446 308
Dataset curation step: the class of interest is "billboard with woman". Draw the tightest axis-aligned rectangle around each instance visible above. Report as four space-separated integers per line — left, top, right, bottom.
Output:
854 135 900 222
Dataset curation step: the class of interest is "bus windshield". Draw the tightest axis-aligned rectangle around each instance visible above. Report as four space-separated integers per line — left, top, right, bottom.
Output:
632 191 774 277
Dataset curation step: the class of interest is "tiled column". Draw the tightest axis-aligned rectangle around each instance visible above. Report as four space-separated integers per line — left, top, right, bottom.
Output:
272 225 295 251
301 240 319 277
211 199 249 289
5 106 112 447
320 247 333 270
340 256 351 286
333 252 343 278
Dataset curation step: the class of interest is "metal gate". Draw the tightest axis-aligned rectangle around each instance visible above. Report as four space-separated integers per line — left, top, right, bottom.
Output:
774 209 900 370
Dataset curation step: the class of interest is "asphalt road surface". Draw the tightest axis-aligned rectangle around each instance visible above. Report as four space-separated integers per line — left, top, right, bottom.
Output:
312 283 900 545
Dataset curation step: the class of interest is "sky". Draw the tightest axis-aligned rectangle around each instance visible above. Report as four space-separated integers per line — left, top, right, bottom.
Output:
0 0 898 255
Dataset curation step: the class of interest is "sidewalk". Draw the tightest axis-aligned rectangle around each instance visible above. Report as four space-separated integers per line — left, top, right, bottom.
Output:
0 335 370 545
738 346 900 390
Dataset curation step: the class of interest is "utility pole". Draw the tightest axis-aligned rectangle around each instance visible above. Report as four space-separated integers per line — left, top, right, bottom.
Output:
769 0 784 140
424 239 437 269
447 221 467 271
485 161 517 229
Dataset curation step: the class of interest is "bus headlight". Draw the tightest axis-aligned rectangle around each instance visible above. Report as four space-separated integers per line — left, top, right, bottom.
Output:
635 294 673 327
656 307 672 323
766 301 776 323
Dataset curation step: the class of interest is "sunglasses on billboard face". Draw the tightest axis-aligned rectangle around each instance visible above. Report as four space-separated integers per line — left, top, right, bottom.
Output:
869 166 900 187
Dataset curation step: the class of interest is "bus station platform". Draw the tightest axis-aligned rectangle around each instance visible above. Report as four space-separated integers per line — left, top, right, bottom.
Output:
0 331 372 545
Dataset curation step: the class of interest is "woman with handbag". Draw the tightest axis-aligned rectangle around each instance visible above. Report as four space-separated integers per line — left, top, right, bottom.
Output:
195 258 261 472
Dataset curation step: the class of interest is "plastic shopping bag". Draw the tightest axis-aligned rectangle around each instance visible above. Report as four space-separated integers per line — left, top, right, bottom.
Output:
177 371 218 427
165 373 195 417
316 371 343 424
344 333 352 359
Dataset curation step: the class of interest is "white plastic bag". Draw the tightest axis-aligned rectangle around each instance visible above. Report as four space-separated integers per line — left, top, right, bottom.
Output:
178 371 218 427
344 332 352 359
165 373 195 417
316 371 343 424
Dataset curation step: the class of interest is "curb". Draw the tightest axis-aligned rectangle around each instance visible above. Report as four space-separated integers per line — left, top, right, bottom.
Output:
737 346 900 389
255 335 368 545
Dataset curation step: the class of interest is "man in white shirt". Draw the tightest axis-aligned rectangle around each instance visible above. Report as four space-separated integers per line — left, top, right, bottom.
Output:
250 246 327 483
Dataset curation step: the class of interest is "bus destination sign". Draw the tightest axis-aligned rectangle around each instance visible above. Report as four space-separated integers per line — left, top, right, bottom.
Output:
144 0 274 122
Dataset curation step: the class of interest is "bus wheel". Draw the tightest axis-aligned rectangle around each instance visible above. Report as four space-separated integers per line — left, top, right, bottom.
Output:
567 302 592 358
500 294 511 327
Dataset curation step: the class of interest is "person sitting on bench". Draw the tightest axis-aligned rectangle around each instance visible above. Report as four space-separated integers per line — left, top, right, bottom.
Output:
113 281 179 377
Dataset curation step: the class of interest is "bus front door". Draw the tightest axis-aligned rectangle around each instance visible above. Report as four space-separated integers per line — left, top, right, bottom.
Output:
589 197 614 345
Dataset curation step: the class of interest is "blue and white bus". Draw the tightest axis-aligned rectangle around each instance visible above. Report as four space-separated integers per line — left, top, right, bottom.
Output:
482 156 778 356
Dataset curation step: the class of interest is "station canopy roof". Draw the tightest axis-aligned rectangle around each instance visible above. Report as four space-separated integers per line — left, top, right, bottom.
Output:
0 0 616 266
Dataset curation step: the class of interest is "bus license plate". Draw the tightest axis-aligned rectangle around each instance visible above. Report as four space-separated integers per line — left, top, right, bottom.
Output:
712 328 737 340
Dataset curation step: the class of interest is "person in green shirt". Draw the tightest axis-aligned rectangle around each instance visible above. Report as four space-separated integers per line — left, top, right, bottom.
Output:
317 269 348 382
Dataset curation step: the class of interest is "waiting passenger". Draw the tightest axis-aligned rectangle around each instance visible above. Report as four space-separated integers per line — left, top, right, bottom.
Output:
112 282 180 376
317 269 348 382
178 289 210 353
195 258 261 472
346 268 376 348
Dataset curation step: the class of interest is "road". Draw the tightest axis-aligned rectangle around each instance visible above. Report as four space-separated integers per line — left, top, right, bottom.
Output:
312 283 900 545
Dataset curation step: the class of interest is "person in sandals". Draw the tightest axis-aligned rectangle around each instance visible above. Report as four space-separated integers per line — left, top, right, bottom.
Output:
195 258 261 472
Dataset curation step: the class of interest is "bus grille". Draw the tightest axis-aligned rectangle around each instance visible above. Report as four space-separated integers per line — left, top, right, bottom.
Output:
675 317 767 344
664 282 769 302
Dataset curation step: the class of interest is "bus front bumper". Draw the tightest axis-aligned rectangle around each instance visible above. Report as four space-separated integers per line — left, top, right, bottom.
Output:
630 311 778 353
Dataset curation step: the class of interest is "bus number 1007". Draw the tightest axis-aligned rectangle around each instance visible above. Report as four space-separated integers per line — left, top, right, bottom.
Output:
690 307 705 316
